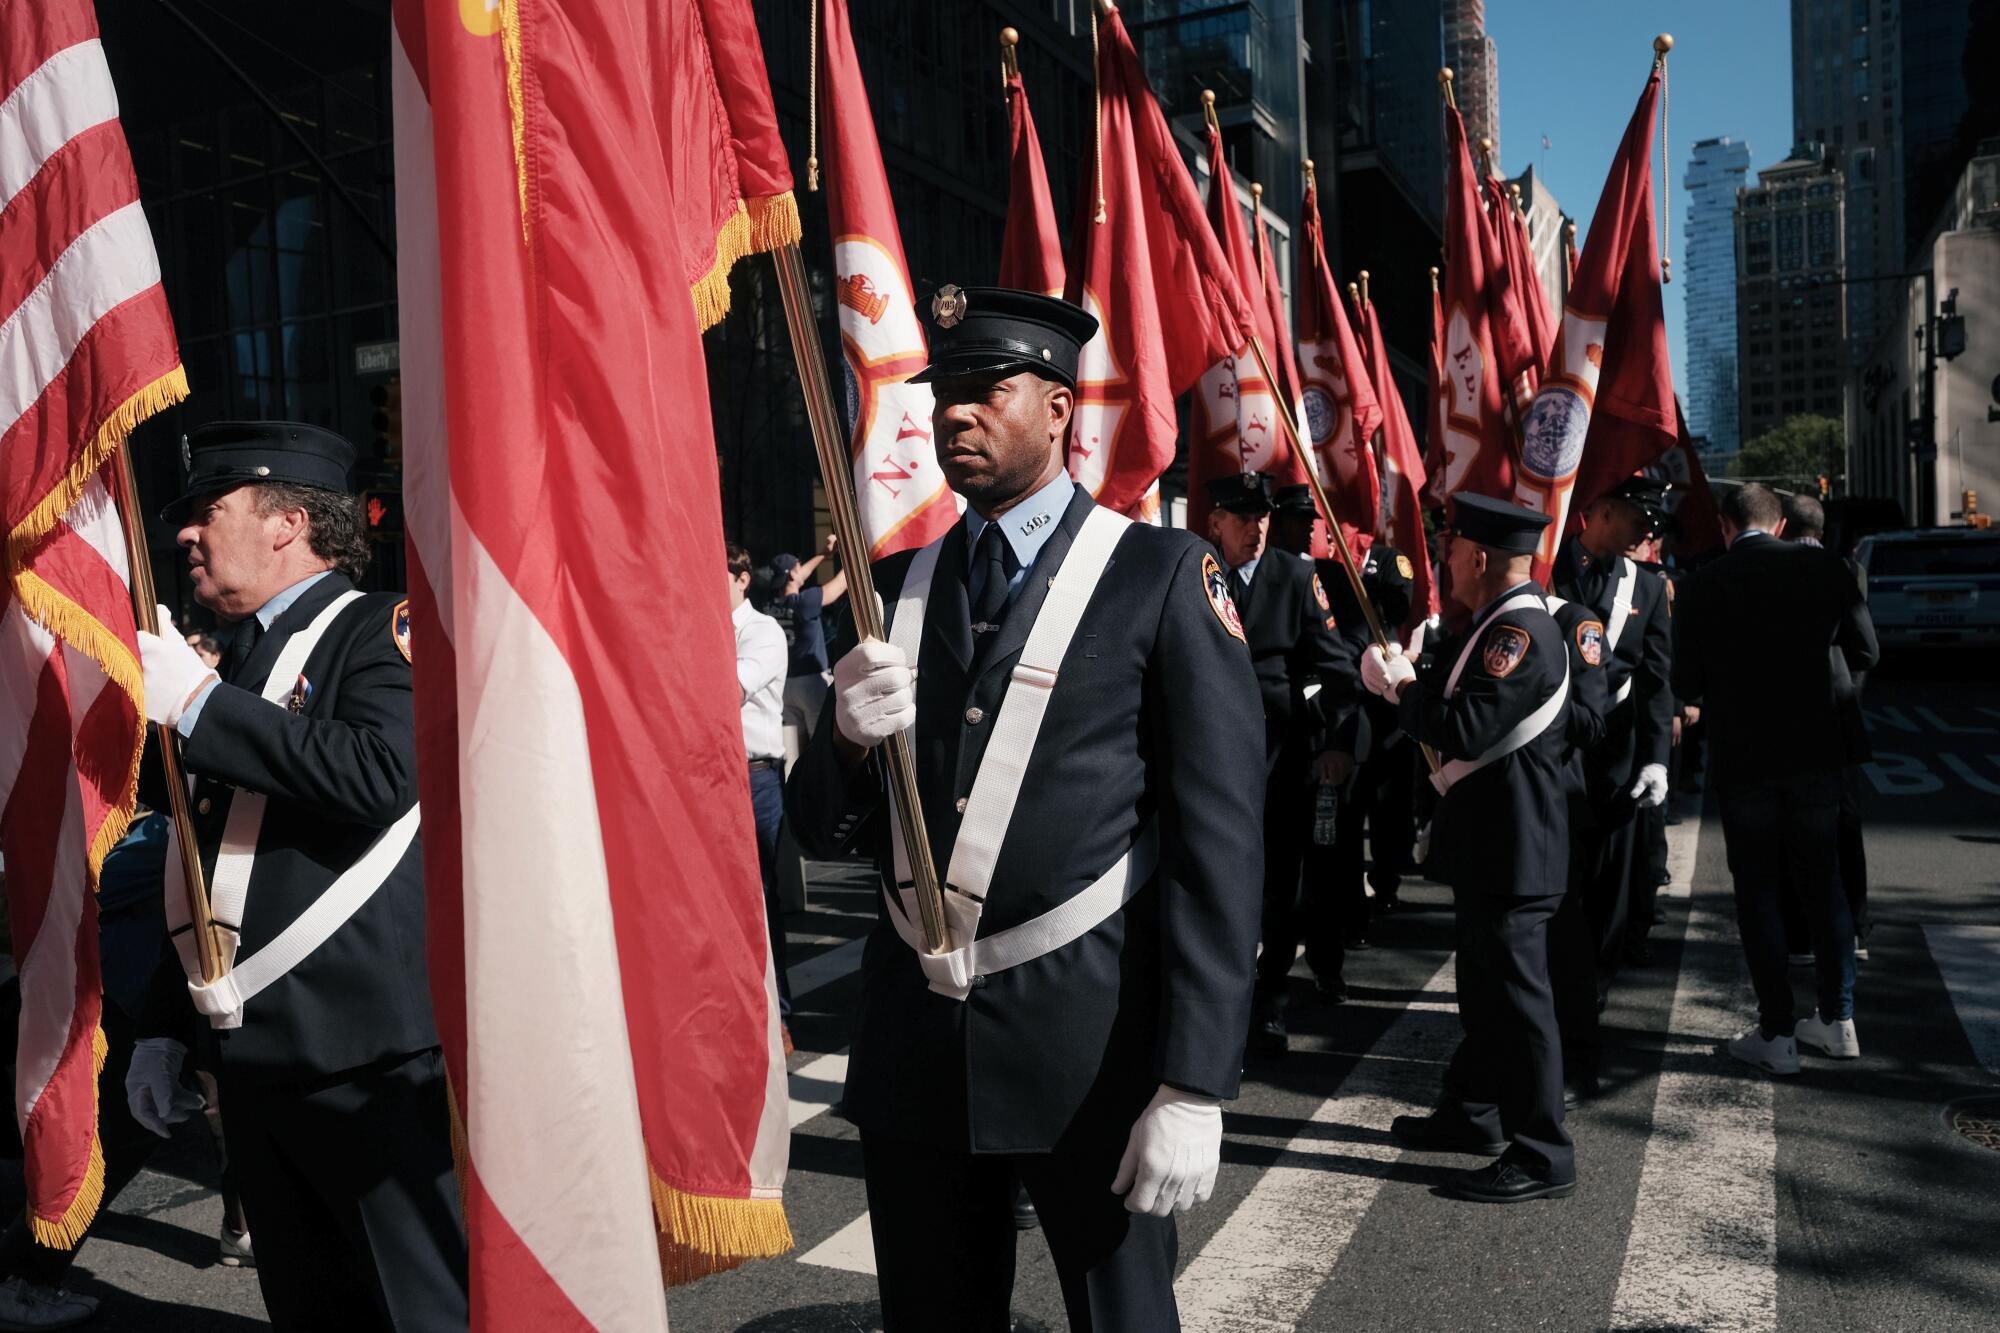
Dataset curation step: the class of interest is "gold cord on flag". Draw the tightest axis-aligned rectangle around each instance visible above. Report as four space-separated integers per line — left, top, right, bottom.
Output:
500 0 529 245
806 1 820 191
1655 34 1673 283
1090 4 1107 223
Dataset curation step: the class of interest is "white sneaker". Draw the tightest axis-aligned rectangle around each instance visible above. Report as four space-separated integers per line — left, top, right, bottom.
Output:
1853 937 1870 962
1725 1026 1802 1075
218 1225 255 1268
1795 1011 1861 1059
0 1276 98 1330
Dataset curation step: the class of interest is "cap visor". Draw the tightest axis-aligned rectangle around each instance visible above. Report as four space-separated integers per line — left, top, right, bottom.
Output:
909 353 1066 387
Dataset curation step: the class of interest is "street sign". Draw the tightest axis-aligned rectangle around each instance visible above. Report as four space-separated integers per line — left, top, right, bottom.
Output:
355 340 400 375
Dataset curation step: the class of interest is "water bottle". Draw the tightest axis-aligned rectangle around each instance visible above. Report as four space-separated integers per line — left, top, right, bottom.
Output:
1312 781 1339 846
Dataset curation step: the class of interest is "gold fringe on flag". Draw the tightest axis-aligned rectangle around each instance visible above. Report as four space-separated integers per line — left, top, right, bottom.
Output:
690 190 803 332
650 1169 795 1287
28 1027 109 1250
500 0 530 247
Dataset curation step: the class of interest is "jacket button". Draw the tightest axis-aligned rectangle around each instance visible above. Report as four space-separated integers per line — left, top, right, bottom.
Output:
964 706 985 725
968 974 988 990
197 797 212 815
955 797 968 814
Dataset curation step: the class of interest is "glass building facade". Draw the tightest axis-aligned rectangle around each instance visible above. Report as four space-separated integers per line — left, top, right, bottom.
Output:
1684 136 1753 458
1735 151 1848 443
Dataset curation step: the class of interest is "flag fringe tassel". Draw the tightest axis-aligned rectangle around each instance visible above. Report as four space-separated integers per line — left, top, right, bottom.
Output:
651 1170 794 1287
691 191 802 332
28 1026 109 1250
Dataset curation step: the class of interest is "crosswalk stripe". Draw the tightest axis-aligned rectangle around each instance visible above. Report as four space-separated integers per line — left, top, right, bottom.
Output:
1609 810 1780 1333
787 1051 850 1129
797 1211 878 1275
1174 956 1461 1333
789 935 866 999
1922 923 2000 1076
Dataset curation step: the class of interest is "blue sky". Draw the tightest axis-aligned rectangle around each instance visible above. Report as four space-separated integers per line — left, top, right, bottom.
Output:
1484 2 1795 398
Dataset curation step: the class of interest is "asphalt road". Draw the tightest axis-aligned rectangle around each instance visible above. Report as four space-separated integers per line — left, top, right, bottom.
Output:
12 660 1997 1332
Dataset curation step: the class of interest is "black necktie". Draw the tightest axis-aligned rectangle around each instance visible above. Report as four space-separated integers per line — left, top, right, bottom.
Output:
223 617 261 684
969 525 1011 659
1231 567 1252 614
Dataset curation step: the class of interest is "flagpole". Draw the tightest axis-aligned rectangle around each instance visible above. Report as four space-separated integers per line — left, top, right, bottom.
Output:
768 240 950 956
108 450 222 983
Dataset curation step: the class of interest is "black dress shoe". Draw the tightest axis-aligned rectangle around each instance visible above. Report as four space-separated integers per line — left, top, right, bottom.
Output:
1562 1069 1601 1109
1448 1161 1576 1203
1343 931 1373 951
1389 1114 1507 1156
1248 1014 1288 1056
1011 1183 1040 1231
1315 975 1349 1005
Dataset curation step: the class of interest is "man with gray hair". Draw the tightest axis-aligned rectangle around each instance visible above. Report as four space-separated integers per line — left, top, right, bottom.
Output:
1672 483 1878 1077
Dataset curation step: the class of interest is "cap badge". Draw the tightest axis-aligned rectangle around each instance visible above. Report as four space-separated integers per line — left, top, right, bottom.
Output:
932 284 968 328
255 466 271 476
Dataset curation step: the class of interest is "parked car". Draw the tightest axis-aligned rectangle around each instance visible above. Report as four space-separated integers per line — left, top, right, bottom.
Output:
1853 527 2000 649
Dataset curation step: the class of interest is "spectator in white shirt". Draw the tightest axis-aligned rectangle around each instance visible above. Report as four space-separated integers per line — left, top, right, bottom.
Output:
729 543 794 1035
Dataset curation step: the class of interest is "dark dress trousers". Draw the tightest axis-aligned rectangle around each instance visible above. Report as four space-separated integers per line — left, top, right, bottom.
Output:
1672 533 1880 1035
786 489 1265 1332
1397 583 1574 1182
146 573 466 1332
1550 536 1672 998
1233 553 1359 1012
1542 600 1614 1076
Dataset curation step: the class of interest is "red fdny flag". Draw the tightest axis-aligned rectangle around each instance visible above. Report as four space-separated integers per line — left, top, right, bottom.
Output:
1515 65 1674 579
997 49 1063 298
820 0 958 558
1488 177 1558 375
1438 100 1516 502
1187 121 1297 537
1065 6 1246 519
1360 294 1439 632
1658 400 1725 559
1296 172 1382 556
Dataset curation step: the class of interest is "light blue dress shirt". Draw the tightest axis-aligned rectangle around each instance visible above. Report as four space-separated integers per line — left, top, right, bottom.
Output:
1231 556 1262 585
177 571 334 737
964 471 1077 611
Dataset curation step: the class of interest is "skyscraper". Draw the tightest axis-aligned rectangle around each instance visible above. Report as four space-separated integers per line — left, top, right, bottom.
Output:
1684 136 1753 457
1445 0 1499 160
1735 148 1847 444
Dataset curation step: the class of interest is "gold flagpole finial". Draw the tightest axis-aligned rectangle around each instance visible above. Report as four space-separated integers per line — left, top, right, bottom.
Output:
1430 265 1440 294
1347 280 1361 311
1303 157 1316 191
1000 26 1020 82
1439 66 1457 110
1477 135 1495 176
1251 181 1263 201
1359 269 1371 309
1201 88 1219 133
1654 33 1674 54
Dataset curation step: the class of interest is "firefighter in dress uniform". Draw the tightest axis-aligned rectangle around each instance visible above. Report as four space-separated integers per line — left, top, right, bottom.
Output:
786 287 1265 1331
1364 493 1578 1203
130 423 467 1331
1205 473 1359 1054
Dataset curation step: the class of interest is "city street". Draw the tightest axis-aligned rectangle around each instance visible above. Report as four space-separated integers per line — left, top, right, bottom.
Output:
14 664 1997 1332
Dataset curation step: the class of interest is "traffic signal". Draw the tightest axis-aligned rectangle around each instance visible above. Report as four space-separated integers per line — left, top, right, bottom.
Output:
369 377 403 461
360 489 404 541
1818 474 1830 500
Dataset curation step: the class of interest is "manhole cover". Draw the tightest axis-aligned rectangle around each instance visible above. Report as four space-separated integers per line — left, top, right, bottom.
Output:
1943 1095 2000 1152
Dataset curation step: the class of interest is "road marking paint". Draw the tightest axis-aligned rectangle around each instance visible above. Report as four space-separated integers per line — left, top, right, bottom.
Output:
1175 956 1461 1333
1923 924 2000 1076
797 1211 877 1275
788 935 866 999
1610 810 1779 1333
1656 795 1701 899
787 1051 850 1129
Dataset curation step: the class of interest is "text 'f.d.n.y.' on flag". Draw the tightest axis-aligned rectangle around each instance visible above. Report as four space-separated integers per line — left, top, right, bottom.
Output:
1 0 189 1253
390 0 796 1326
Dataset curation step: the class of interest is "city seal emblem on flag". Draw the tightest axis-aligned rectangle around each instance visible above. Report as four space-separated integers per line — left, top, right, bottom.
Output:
1576 619 1605 667
1482 624 1530 678
1202 553 1246 642
932 283 968 328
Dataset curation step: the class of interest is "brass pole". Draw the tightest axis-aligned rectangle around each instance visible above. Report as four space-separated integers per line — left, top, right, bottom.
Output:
768 241 950 954
109 449 222 982
1245 333 1441 772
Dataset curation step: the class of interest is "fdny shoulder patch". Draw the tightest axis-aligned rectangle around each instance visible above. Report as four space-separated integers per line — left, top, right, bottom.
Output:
1575 619 1605 668
1202 554 1246 643
1311 572 1331 613
1396 553 1414 581
1482 623 1531 678
391 599 412 664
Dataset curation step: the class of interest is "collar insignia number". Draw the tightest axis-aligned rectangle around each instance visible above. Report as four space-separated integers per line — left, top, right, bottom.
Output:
1202 553 1246 642
932 284 967 328
1396 554 1414 580
392 599 413 664
1483 624 1531 678
1312 573 1331 613
1576 620 1605 668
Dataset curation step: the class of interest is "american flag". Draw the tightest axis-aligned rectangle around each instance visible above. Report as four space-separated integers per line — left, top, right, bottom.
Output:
0 2 187 1247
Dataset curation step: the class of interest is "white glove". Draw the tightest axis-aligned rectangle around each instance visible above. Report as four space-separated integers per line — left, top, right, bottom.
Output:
1361 644 1417 703
137 605 217 727
126 1037 204 1138
1629 762 1669 808
831 638 914 749
1111 1083 1223 1217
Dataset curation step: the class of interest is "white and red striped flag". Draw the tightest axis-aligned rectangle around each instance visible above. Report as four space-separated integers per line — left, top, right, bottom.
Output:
392 0 793 1324
820 0 959 557
0 0 188 1248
